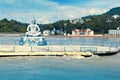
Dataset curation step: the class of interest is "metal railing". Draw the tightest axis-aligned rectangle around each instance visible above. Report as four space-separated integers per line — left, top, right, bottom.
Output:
0 45 118 52
0 39 119 52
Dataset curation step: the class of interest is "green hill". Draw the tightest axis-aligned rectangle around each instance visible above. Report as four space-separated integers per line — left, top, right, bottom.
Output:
0 6 120 34
0 18 27 33
104 7 120 16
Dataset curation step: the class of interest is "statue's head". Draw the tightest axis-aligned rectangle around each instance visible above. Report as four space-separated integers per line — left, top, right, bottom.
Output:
31 19 36 24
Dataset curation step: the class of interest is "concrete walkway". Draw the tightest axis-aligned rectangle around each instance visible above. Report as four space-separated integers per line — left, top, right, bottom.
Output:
0 45 118 52
0 45 119 57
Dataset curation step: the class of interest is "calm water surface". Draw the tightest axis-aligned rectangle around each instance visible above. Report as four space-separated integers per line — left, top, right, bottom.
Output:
0 36 120 80
0 36 120 47
0 53 120 80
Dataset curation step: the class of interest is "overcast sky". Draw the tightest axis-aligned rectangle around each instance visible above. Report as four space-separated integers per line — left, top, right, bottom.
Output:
0 0 120 24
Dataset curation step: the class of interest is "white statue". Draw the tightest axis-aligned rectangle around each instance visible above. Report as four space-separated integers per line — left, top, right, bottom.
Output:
26 19 41 37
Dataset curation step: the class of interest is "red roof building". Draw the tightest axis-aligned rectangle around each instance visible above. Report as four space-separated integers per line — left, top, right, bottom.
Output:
72 28 94 36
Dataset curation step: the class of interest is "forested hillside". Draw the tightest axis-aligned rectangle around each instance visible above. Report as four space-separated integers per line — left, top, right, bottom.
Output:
0 18 27 33
0 7 120 34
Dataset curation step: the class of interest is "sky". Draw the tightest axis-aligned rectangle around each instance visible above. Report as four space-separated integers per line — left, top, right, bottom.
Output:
0 0 120 24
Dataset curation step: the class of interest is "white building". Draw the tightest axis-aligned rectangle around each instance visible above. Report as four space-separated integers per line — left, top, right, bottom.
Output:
50 28 56 35
72 28 94 36
51 30 55 35
108 28 120 36
85 28 94 36
43 30 50 36
112 15 119 19
70 18 84 24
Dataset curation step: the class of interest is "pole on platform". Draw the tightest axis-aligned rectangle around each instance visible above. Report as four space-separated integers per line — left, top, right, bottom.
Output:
30 46 32 52
80 47 81 52
13 46 15 52
48 46 49 52
64 46 66 52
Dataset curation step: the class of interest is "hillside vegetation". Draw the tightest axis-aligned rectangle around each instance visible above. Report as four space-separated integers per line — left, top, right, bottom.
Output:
0 7 120 34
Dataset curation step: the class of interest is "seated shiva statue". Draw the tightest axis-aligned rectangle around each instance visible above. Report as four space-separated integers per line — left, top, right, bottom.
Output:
26 19 41 37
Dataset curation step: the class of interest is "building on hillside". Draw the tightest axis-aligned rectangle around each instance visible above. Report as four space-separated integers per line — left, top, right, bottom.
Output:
51 30 55 35
112 15 120 19
70 18 84 24
72 28 94 36
43 30 50 36
85 28 94 36
108 27 120 36
85 19 91 21
50 28 56 35
43 29 64 36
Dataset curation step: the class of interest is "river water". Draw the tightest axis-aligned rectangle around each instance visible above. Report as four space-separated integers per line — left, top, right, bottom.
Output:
0 36 120 47
0 36 120 80
0 54 120 80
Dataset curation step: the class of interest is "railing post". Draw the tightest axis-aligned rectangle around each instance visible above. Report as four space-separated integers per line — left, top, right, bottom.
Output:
64 46 66 52
96 47 97 52
14 40 17 45
30 46 32 52
80 47 81 52
13 46 15 52
109 46 111 51
109 42 111 51
48 46 49 52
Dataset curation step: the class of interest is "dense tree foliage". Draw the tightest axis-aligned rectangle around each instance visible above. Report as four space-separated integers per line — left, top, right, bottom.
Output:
0 18 27 33
0 7 120 34
104 7 120 16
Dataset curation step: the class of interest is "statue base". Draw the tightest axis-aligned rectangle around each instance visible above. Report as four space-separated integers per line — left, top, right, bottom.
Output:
19 36 47 46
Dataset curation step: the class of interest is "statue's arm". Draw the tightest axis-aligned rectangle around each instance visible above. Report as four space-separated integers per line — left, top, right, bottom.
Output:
27 25 30 32
36 25 40 32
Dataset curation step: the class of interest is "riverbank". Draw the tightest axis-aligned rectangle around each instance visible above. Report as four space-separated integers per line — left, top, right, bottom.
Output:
0 33 120 38
0 33 24 36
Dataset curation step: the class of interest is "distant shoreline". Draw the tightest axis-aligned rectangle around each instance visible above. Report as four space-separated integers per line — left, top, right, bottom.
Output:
68 35 120 38
0 33 120 38
0 33 24 36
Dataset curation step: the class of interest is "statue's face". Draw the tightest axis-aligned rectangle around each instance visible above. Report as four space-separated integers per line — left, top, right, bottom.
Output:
31 20 36 24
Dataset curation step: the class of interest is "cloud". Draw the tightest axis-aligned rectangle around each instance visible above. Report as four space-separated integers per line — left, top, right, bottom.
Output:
0 0 120 24
88 8 107 15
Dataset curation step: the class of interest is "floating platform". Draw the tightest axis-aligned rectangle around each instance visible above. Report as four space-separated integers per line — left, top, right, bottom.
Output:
93 49 120 56
0 45 119 57
0 51 93 57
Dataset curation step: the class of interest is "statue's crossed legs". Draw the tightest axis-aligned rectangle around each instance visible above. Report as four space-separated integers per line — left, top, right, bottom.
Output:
26 32 41 37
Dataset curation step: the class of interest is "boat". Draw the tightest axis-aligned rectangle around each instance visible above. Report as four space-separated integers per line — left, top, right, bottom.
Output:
19 18 47 46
93 49 120 56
